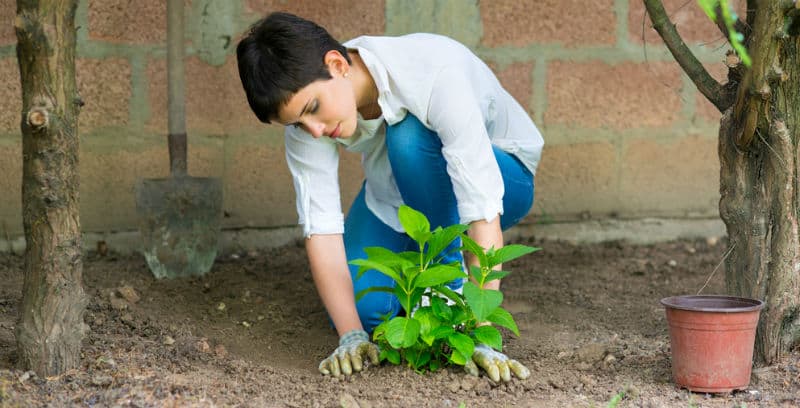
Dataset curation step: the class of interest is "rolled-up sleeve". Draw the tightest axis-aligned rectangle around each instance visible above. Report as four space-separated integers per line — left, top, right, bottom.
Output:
284 127 344 237
425 66 504 225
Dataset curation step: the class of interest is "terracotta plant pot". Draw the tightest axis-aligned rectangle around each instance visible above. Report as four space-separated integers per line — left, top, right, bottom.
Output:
661 295 764 393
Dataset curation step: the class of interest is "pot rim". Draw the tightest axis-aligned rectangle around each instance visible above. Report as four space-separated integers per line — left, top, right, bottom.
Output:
660 295 765 313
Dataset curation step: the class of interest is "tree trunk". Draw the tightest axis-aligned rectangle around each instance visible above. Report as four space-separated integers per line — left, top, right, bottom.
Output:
718 2 800 365
14 0 88 376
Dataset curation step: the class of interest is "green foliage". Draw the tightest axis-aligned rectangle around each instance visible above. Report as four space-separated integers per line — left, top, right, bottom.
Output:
351 205 540 372
606 390 625 408
697 0 751 66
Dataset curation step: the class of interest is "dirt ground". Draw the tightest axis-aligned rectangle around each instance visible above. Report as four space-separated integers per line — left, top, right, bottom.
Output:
0 236 798 407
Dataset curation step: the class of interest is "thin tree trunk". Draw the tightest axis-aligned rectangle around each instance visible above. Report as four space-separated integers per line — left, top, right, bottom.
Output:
718 2 800 365
14 0 88 376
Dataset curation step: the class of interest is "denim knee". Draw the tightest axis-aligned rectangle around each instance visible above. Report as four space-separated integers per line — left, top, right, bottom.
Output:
356 291 400 333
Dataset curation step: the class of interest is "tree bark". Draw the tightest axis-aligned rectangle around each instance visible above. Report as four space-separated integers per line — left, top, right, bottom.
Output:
14 0 88 376
648 1 800 365
719 1 800 365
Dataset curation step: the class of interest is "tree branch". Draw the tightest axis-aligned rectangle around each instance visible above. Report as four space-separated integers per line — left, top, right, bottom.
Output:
643 0 728 112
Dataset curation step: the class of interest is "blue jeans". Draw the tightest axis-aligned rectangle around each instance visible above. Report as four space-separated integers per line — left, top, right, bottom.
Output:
343 114 534 333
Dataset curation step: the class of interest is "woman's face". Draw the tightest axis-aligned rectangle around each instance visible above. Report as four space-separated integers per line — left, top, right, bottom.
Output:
276 55 358 140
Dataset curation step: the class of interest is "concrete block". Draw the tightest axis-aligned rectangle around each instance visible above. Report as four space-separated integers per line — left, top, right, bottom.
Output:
146 55 261 135
223 142 295 228
386 0 482 48
619 134 719 215
0 58 21 133
245 0 385 41
0 142 22 233
489 61 534 115
0 0 15 46
545 61 683 129
481 0 615 47
77 58 132 131
532 141 618 217
90 0 163 43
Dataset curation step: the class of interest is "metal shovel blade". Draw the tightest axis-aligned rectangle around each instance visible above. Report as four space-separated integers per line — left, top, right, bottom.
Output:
135 176 223 279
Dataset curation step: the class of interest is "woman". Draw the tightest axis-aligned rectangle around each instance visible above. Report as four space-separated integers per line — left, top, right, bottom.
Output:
236 12 543 382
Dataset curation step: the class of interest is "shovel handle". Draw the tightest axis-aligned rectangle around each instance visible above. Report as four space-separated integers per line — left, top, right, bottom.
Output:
168 132 187 175
167 0 187 176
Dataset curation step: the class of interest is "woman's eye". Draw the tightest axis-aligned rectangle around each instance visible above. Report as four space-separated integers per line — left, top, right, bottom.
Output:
309 101 319 114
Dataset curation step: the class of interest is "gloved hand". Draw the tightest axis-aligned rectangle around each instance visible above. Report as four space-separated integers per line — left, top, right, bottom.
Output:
464 344 531 382
318 329 380 377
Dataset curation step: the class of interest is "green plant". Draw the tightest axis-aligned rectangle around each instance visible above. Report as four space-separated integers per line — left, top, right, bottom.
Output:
350 205 539 372
697 0 751 66
606 391 625 408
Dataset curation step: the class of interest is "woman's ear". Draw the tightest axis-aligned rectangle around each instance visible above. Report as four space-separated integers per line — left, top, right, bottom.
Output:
324 50 349 77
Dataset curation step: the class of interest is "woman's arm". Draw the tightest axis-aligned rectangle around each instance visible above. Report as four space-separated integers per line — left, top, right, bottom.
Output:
305 233 363 336
466 214 503 291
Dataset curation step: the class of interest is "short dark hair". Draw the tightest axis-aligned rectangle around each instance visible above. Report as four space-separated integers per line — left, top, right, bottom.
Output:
236 12 351 124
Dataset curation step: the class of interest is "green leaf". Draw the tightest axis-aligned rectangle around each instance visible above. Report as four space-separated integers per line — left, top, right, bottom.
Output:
487 307 520 336
425 223 469 264
429 359 441 372
488 244 539 267
450 305 471 325
413 308 440 346
385 317 421 349
393 286 411 314
403 265 423 286
473 325 503 351
468 265 483 283
430 296 453 321
414 264 465 288
406 348 432 370
381 348 401 365
409 288 425 314
436 285 466 308
484 270 511 283
450 349 467 366
354 286 395 302
447 332 475 360
430 325 455 340
398 205 431 245
350 258 405 286
372 320 388 340
363 246 415 269
463 282 503 321
460 234 488 268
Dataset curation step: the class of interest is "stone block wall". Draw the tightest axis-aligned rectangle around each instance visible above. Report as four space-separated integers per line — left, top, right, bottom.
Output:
0 0 731 237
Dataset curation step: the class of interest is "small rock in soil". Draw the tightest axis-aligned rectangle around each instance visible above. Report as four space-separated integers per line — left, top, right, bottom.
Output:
91 374 113 387
339 392 360 408
214 344 228 358
110 296 128 311
474 380 491 394
163 336 175 346
196 339 211 353
117 285 140 304
575 342 606 363
460 376 477 391
447 380 460 393
18 371 36 383
95 356 117 370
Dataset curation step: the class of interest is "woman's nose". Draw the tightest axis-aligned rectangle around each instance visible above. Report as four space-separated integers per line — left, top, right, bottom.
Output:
306 121 325 138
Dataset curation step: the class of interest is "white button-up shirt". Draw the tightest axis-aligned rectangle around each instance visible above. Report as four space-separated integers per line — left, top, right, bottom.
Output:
285 33 544 237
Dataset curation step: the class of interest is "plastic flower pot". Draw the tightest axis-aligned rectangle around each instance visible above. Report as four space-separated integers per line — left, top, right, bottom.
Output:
661 295 764 393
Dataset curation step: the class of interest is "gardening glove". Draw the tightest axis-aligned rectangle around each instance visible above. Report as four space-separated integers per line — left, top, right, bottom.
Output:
319 329 380 377
465 344 531 382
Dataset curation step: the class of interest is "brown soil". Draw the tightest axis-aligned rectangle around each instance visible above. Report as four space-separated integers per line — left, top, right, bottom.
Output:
0 237 798 407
